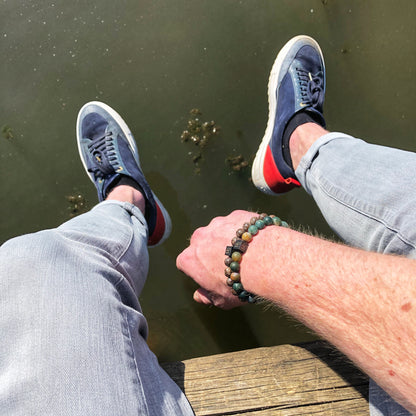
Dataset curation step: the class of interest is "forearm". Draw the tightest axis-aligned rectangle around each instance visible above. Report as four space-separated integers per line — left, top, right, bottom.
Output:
243 226 416 413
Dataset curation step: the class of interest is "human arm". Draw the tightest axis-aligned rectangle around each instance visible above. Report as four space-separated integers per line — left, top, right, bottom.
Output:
176 210 416 413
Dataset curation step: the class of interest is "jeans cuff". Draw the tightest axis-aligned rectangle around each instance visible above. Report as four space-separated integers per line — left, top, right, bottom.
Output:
93 200 147 228
295 132 356 193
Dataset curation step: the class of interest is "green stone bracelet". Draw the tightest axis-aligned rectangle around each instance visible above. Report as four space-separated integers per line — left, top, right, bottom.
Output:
224 213 288 303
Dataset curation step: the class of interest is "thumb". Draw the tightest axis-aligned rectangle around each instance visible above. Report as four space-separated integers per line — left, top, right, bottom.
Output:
193 288 213 305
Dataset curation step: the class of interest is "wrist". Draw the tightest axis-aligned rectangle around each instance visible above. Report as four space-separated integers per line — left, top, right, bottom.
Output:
240 224 284 297
224 215 291 301
241 225 310 302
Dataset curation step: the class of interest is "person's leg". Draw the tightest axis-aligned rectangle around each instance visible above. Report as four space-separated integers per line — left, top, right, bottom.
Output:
0 100 194 415
293 124 416 258
252 34 416 257
252 35 414 415
0 196 193 415
292 126 416 414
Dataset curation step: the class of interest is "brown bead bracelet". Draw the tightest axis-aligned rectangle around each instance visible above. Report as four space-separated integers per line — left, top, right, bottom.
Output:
224 213 288 303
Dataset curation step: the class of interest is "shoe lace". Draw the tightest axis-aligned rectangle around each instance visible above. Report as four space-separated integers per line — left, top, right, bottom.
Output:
87 131 119 179
296 68 324 109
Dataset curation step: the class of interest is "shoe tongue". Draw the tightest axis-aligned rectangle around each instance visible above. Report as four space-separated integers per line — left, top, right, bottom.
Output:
82 114 108 141
297 45 323 75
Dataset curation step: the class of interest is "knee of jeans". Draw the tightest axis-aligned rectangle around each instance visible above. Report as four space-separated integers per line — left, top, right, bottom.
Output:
1 230 62 261
1 230 110 303
0 230 94 294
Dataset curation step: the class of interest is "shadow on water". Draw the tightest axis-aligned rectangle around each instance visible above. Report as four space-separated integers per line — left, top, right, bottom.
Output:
1 0 415 362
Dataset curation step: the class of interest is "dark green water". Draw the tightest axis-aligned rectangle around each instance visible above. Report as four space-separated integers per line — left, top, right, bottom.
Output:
1 0 415 361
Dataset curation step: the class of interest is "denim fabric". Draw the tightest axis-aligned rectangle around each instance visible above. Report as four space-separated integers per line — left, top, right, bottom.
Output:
296 133 414 416
0 201 194 415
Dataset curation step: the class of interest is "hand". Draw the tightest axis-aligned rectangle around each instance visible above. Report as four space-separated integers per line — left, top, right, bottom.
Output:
176 210 255 309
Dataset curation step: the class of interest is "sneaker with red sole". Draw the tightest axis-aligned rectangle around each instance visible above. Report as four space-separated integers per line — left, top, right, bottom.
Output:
76 101 171 247
252 35 326 195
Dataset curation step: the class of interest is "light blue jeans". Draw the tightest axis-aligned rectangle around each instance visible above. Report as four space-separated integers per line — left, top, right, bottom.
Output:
297 132 415 416
0 201 194 415
0 133 413 415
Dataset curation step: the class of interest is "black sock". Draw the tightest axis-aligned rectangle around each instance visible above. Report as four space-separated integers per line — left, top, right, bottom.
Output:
282 110 325 170
107 175 144 196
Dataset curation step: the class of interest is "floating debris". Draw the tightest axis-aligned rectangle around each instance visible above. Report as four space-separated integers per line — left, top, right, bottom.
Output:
66 193 88 218
192 153 202 164
181 109 220 149
226 154 250 172
181 108 221 173
2 125 14 140
189 108 202 117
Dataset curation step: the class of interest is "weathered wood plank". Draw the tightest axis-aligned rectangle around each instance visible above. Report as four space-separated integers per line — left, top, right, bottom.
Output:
162 340 369 415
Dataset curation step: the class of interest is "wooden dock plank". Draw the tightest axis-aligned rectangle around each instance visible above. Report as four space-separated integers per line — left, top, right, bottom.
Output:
162 341 369 415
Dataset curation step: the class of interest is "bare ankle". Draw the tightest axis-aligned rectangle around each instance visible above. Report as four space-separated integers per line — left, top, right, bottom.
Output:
289 123 329 170
106 185 146 215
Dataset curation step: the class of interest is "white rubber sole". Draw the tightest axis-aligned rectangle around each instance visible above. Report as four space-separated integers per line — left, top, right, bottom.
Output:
251 35 324 195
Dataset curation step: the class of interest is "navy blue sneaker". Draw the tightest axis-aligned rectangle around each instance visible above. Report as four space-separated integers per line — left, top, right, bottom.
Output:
252 35 326 194
76 101 172 247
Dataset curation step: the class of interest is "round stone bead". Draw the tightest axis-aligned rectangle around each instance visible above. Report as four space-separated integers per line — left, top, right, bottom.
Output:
248 225 258 235
230 272 240 282
226 278 234 286
260 213 268 219
255 219 265 229
250 217 258 225
281 221 289 228
272 216 282 226
232 282 243 293
248 295 256 303
224 257 233 266
238 290 249 300
231 237 238 245
224 267 232 277
243 222 250 231
236 228 245 238
241 232 253 242
263 216 273 226
230 262 240 272
231 251 242 262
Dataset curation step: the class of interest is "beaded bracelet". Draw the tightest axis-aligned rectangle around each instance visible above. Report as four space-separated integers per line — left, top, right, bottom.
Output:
224 213 288 303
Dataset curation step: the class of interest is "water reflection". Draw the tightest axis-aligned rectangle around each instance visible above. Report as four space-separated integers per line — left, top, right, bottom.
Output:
1 0 415 361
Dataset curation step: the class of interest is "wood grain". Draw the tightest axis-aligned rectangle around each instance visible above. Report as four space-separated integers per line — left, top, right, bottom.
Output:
162 341 369 415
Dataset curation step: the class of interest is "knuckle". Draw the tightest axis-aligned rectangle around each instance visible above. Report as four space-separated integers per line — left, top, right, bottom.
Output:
189 226 205 244
207 215 225 228
176 248 191 271
175 252 184 270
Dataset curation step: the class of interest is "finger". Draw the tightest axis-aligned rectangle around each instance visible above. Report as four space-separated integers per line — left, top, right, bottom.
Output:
194 288 244 310
193 288 213 305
